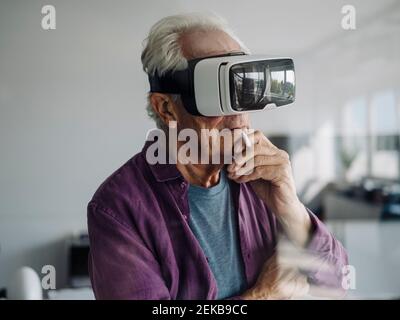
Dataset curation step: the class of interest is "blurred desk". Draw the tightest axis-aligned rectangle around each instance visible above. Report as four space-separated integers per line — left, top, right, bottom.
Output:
47 287 94 300
327 220 400 299
324 193 382 220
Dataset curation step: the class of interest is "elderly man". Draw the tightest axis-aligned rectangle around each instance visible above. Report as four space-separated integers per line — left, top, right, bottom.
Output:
87 13 348 300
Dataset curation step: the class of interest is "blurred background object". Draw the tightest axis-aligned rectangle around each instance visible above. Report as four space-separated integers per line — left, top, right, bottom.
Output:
7 267 42 300
0 0 399 299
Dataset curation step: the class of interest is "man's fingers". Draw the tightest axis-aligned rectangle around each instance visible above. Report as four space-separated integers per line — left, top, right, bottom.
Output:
277 240 335 273
232 132 276 159
242 130 276 148
231 154 288 176
308 284 346 299
227 129 290 179
272 272 309 300
228 165 283 183
292 275 310 299
232 129 255 154
228 142 289 177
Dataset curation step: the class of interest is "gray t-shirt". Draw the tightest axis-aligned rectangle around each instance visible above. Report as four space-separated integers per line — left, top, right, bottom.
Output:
187 169 247 299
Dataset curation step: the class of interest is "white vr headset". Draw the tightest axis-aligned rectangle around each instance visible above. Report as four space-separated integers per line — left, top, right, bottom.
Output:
148 52 295 117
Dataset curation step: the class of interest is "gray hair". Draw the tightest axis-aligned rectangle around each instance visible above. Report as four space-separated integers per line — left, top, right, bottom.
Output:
141 12 250 128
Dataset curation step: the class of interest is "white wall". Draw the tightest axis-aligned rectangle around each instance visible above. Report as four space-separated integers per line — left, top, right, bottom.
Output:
0 0 180 288
0 0 399 290
290 3 400 191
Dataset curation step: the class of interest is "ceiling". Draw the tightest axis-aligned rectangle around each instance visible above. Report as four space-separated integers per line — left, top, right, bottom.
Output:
176 0 399 55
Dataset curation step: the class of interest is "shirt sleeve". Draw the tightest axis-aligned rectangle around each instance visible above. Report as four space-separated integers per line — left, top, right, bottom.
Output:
304 209 348 296
87 201 171 300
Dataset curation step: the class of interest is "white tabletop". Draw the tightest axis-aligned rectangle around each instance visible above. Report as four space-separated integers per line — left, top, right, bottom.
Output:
327 220 400 299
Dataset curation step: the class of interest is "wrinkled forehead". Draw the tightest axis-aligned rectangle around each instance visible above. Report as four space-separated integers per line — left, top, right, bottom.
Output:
179 29 242 61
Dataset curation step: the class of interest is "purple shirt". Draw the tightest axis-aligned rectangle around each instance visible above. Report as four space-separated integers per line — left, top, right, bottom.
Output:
87 142 348 299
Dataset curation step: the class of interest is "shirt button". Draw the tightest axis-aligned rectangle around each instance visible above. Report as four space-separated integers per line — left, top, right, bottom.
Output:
180 182 186 188
183 214 188 220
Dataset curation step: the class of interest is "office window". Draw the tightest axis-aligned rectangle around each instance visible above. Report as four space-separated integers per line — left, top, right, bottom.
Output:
370 91 399 179
341 97 369 182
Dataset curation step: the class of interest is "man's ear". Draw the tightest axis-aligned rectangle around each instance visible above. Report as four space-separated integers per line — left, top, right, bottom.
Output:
149 93 178 126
